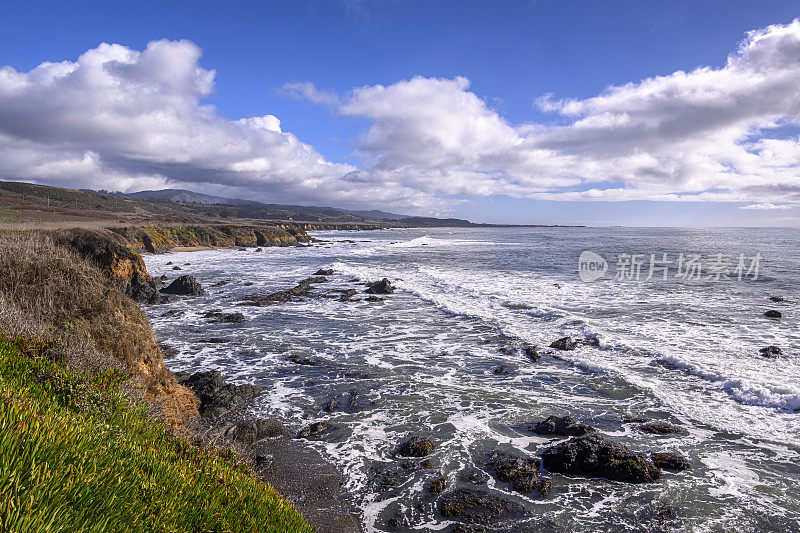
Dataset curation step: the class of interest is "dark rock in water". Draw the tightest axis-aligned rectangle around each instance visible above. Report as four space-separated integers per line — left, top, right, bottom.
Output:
288 354 316 366
524 345 540 361
760 345 783 358
770 296 785 302
303 276 328 284
368 460 432 495
237 248 248 251
177 370 262 417
315 269 334 276
297 421 332 439
225 418 285 444
204 311 245 323
583 336 601 347
485 451 551 496
243 278 314 305
651 451 691 471
159 274 168 280
336 288 358 301
255 247 263 252
764 310 782 318
172 265 182 270
639 422 679 435
166 261 173 265
493 365 510 375
440 489 529 525
365 295 384 302
347 389 359 409
397 436 435 457
540 433 661 483
530 415 596 437
550 336 578 351
200 337 230 344
160 309 184 318
324 395 340 412
161 275 204 296
365 278 394 294
211 280 229 287
429 477 446 494
499 345 515 355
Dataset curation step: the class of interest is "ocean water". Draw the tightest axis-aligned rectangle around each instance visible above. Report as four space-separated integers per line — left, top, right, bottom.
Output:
143 227 800 532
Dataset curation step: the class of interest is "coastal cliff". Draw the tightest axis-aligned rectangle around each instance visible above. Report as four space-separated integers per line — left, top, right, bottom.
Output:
109 224 311 253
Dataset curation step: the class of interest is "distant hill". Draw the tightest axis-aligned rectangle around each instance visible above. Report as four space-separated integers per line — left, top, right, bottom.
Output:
116 189 260 207
348 209 410 220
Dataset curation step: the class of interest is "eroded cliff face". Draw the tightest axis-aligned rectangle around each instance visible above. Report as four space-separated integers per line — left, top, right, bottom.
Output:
53 229 159 302
109 224 311 253
43 229 198 423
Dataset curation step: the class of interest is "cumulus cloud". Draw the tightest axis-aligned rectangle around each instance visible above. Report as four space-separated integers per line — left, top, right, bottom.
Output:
0 40 429 209
3 20 800 213
297 19 800 205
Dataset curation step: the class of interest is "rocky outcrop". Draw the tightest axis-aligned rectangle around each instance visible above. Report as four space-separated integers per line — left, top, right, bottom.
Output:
53 228 158 302
638 422 679 435
396 436 435 457
297 422 333 440
177 370 262 418
530 415 595 437
243 279 313 306
484 451 551 496
540 434 661 483
161 275 205 296
550 336 578 351
650 451 691 471
365 278 394 294
440 489 530 525
760 345 783 357
764 310 782 318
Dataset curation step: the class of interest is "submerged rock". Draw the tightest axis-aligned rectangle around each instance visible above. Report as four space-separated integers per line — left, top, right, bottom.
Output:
524 345 540 361
314 268 334 276
639 422 679 435
485 451 551 496
177 370 262 417
397 436 435 457
764 310 782 318
760 345 783 357
224 418 285 444
365 295 384 302
549 336 578 351
770 296 785 302
650 451 691 471
297 421 333 439
429 477 446 494
243 278 314 305
161 275 205 296
530 415 595 437
540 433 661 483
365 278 395 294
440 489 530 525
204 311 245 323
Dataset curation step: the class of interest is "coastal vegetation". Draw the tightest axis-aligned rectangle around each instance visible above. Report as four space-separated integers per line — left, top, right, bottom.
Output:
0 232 312 532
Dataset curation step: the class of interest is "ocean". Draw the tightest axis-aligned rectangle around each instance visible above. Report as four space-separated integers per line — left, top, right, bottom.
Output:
143 227 800 532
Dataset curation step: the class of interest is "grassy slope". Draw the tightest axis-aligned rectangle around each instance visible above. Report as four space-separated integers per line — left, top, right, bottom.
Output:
0 334 312 532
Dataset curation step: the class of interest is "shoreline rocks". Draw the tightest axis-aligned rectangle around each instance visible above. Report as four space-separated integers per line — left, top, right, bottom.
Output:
396 436 435 457
176 370 262 418
759 345 782 357
161 275 205 296
530 415 595 437
651 451 691 471
365 278 394 294
540 433 661 483
485 451 551 496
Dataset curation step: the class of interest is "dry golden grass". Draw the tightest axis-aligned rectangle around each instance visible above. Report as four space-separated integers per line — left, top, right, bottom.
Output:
0 232 197 423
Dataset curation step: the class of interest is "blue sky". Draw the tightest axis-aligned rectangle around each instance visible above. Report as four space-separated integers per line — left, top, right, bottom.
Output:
1 1 799 225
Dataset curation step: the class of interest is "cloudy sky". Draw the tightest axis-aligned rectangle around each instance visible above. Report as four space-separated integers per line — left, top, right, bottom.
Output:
1 1 799 226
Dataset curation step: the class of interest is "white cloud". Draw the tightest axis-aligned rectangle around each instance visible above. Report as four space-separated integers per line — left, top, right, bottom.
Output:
3 20 800 214
0 40 431 210
740 202 793 210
